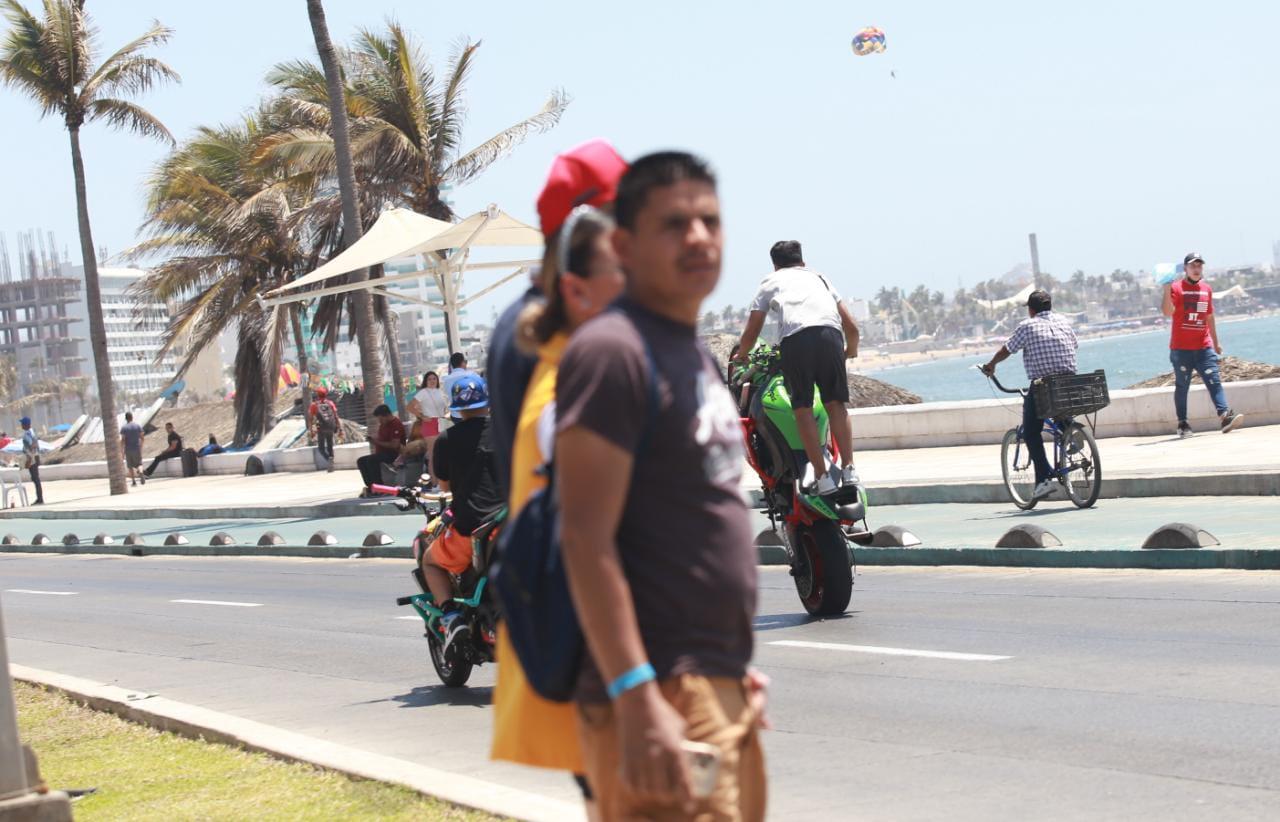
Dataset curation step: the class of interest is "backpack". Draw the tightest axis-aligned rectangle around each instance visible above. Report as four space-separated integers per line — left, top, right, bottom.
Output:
315 400 338 434
491 339 659 702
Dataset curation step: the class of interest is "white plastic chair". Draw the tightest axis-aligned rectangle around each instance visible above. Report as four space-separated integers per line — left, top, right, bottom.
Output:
0 469 29 509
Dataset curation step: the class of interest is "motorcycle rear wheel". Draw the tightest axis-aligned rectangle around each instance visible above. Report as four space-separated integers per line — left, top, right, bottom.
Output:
428 630 474 688
791 520 853 617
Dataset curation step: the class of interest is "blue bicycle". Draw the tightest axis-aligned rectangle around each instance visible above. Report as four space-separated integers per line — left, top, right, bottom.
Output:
983 369 1103 510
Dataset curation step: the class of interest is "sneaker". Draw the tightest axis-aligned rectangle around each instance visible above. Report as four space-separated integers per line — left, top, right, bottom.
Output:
841 464 862 487
1220 411 1244 434
140 475 146 485
440 611 470 658
1031 479 1055 500
1177 421 1193 439
131 479 136 487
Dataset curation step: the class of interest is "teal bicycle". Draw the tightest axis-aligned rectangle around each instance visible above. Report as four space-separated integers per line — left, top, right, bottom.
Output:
981 369 1107 510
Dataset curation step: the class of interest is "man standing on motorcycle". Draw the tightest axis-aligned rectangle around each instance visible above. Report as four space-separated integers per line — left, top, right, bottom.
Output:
734 240 862 496
556 152 766 820
423 374 505 655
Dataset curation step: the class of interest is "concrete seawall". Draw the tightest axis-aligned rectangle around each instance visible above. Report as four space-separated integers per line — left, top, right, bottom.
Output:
850 378 1280 451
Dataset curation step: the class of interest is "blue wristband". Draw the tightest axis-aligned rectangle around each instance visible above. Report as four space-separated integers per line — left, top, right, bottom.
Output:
606 663 656 700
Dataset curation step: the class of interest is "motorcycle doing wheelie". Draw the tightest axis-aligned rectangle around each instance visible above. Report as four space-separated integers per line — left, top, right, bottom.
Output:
379 482 506 687
730 344 873 616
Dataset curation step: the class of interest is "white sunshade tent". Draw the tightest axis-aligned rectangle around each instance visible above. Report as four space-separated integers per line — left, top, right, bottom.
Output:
265 205 543 353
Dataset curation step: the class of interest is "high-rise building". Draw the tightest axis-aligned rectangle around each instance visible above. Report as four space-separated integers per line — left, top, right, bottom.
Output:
63 266 180 400
0 269 88 425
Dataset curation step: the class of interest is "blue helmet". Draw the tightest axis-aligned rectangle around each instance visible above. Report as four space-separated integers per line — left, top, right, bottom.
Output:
449 374 489 411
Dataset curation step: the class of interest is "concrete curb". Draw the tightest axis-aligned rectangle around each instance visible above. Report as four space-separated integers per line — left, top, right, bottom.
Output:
0 501 403 522
0 543 412 559
851 546 1280 570
863 471 1280 506
6 543 1280 569
8 664 583 822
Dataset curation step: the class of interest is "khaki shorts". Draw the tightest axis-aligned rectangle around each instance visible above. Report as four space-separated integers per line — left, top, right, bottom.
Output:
576 674 766 821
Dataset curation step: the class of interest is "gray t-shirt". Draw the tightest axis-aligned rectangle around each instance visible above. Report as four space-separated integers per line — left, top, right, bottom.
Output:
120 421 144 451
556 299 756 703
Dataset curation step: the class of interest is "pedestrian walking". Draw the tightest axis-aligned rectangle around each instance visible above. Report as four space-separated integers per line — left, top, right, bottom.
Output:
309 387 340 470
490 138 628 805
19 416 43 505
1161 252 1244 437
357 404 405 496
734 239 863 494
120 411 145 487
555 152 766 820
981 289 1079 500
143 422 183 478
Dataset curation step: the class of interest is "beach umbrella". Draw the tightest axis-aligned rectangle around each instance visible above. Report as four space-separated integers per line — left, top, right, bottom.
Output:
49 423 72 433
1 439 54 454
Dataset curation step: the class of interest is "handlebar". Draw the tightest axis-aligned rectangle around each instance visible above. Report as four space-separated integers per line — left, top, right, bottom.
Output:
369 483 403 497
974 365 1026 396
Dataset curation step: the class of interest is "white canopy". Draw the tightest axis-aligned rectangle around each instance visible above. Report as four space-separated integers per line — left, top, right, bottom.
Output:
264 205 543 353
274 208 453 295
986 282 1036 309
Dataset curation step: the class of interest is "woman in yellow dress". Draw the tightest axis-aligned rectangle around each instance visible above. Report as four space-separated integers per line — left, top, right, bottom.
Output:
490 141 628 809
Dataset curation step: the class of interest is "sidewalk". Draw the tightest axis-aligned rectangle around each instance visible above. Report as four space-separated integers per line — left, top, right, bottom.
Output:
2 423 1277 519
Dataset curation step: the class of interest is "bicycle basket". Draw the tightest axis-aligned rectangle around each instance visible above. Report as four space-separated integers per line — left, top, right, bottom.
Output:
1032 370 1110 419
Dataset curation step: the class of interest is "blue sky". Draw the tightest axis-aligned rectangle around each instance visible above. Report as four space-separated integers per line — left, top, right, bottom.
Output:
2 0 1278 320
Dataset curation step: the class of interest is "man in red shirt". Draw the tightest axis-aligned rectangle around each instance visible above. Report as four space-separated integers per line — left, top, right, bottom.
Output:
308 387 340 471
357 404 405 496
1161 252 1244 437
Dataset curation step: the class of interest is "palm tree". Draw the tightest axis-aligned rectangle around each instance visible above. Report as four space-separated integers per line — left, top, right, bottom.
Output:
129 110 315 445
266 20 568 364
0 0 178 495
304 0 384 424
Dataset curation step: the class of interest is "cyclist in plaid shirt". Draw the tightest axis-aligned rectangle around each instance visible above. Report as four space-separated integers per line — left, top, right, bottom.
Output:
981 290 1078 500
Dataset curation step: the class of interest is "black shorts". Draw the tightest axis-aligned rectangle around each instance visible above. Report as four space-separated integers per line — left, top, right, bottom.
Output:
780 326 849 407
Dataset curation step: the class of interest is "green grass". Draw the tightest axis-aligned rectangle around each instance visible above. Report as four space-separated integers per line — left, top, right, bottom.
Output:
14 681 500 821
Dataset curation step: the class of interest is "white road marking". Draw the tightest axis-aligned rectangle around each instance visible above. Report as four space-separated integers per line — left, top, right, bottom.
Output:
395 615 421 620
767 639 1011 662
5 589 78 596
170 599 263 608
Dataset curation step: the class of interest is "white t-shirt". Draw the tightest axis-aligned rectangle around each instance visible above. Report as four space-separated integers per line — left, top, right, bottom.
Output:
413 387 448 419
749 266 843 341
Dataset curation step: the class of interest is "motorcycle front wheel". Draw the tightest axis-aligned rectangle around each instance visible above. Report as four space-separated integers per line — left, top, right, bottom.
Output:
790 520 853 617
427 630 474 688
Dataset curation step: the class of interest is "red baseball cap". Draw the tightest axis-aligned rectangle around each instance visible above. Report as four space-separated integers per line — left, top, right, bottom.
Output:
536 139 628 237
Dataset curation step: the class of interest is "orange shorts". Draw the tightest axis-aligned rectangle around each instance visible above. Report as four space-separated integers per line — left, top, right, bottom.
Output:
427 525 473 576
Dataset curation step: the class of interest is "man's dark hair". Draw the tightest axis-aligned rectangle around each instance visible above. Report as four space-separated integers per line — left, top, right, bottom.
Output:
125 412 133 422
165 422 174 429
770 240 804 269
615 151 716 230
1028 290 1052 314
373 404 392 417
449 352 466 370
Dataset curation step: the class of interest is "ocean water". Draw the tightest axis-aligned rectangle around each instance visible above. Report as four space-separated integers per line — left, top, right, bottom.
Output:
863 314 1280 402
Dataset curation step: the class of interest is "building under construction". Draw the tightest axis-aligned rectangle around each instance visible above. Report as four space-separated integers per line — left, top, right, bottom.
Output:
0 230 88 428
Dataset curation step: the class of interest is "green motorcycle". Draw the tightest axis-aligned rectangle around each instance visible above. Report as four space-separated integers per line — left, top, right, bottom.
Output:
731 344 872 616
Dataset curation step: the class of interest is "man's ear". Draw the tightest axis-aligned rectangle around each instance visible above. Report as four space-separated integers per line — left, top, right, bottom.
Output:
612 226 632 269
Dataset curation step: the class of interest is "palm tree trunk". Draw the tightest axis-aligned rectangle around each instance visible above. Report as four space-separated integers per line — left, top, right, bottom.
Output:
372 272 407 419
290 306 311 419
69 126 127 495
306 0 383 427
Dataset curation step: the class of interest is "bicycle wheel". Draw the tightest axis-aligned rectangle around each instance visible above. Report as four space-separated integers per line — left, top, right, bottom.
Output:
1000 428 1038 510
1062 422 1102 508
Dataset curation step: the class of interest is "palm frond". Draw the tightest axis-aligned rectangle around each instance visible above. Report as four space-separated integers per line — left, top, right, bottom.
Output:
86 97 173 142
428 37 479 173
81 21 177 99
444 88 570 185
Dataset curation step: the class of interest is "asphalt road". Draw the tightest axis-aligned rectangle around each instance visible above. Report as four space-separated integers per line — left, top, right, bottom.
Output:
2 495 1277 550
4 555 1280 819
